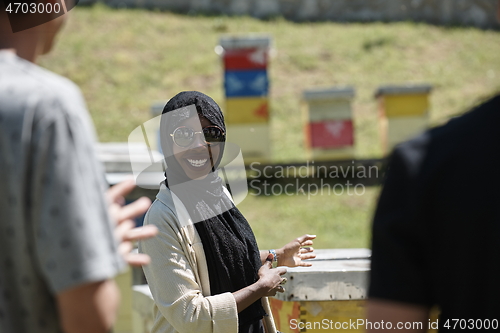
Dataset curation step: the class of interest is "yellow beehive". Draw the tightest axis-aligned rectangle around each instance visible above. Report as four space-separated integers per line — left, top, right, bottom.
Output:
270 249 440 333
271 299 439 333
271 249 369 333
271 298 366 333
375 85 432 152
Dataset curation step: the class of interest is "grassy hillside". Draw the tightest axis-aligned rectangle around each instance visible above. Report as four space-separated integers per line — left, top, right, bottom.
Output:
40 4 500 248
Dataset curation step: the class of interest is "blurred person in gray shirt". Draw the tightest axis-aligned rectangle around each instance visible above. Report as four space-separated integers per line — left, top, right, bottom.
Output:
0 1 157 332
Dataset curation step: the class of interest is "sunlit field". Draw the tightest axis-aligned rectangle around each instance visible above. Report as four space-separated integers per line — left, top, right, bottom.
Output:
40 4 500 248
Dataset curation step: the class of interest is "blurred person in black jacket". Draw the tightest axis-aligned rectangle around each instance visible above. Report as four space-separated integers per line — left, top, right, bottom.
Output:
367 3 500 331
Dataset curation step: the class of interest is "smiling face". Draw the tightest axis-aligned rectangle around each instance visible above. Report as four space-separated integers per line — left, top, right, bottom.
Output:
172 115 221 180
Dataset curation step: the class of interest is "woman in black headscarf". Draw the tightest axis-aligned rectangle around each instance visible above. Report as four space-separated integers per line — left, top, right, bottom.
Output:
140 91 316 333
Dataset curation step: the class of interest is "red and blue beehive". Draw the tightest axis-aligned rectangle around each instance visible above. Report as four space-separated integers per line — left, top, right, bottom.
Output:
219 35 272 164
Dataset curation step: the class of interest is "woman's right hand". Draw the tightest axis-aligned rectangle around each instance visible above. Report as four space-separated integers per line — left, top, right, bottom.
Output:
257 254 288 297
233 254 287 312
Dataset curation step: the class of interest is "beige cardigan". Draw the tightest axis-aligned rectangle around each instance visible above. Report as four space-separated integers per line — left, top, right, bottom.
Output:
139 184 277 333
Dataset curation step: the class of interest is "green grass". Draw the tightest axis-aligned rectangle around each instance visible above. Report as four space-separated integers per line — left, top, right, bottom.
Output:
40 4 500 249
240 187 380 250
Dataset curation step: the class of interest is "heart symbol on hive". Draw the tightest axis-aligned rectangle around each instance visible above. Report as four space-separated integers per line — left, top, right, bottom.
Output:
248 48 266 65
2 0 79 33
254 103 268 118
250 74 267 92
325 121 345 138
226 74 244 93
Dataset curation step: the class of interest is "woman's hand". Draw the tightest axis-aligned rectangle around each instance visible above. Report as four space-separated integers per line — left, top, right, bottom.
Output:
233 254 287 312
257 254 288 297
277 234 317 267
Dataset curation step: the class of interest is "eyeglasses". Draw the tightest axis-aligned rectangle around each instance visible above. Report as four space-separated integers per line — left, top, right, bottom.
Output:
170 125 225 148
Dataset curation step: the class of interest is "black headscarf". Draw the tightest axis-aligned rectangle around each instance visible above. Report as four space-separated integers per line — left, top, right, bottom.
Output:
160 91 266 331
